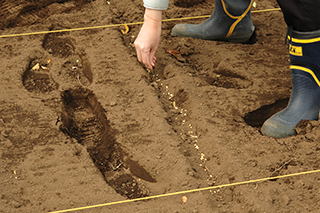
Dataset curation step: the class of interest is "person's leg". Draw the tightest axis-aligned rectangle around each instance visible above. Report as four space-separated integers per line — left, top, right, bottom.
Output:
261 0 320 138
171 0 255 43
277 0 320 32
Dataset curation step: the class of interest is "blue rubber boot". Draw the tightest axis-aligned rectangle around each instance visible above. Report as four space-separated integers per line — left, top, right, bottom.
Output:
261 29 320 138
171 0 255 43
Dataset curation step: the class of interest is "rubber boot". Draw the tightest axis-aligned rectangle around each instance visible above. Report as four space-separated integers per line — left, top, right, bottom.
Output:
261 29 320 138
171 0 255 43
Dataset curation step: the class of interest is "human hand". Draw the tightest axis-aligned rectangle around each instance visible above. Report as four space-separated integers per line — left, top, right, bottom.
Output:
134 9 162 70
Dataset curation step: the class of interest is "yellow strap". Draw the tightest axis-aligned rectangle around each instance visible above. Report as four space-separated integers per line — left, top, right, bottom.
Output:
222 0 254 38
288 35 320 44
290 65 320 87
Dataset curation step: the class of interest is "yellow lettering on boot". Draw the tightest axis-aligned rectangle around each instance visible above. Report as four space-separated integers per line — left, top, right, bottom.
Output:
289 44 303 56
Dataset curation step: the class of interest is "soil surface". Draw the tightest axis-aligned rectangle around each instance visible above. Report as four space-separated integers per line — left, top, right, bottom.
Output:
1 0 320 212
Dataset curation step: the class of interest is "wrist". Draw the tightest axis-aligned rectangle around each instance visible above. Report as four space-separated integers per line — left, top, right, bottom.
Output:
144 14 162 23
144 8 162 22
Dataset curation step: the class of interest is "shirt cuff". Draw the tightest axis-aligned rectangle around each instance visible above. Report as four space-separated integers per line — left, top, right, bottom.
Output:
143 0 169 10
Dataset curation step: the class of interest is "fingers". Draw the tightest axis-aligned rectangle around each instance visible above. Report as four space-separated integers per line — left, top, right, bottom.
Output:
144 48 157 70
149 48 156 67
134 44 155 70
151 56 156 67
141 49 153 70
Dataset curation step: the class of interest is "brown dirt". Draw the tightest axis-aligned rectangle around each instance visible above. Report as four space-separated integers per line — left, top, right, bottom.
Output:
1 0 320 212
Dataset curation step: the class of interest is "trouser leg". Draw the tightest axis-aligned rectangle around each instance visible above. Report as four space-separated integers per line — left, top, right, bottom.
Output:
277 0 320 32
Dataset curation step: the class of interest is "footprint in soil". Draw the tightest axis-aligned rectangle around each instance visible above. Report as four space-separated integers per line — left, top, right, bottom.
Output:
22 31 156 199
23 32 93 93
23 58 58 94
0 0 91 29
243 98 289 127
60 88 156 199
42 32 93 88
205 69 253 89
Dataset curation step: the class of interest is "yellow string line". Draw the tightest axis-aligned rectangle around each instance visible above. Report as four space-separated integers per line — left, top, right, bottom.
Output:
50 168 320 213
0 8 281 39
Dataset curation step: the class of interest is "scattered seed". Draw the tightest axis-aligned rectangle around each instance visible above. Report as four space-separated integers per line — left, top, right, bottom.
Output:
172 101 177 108
182 196 187 203
31 63 40 70
41 66 49 70
253 2 257 7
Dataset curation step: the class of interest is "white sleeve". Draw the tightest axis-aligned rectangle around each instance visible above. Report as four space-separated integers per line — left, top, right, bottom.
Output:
143 0 169 10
